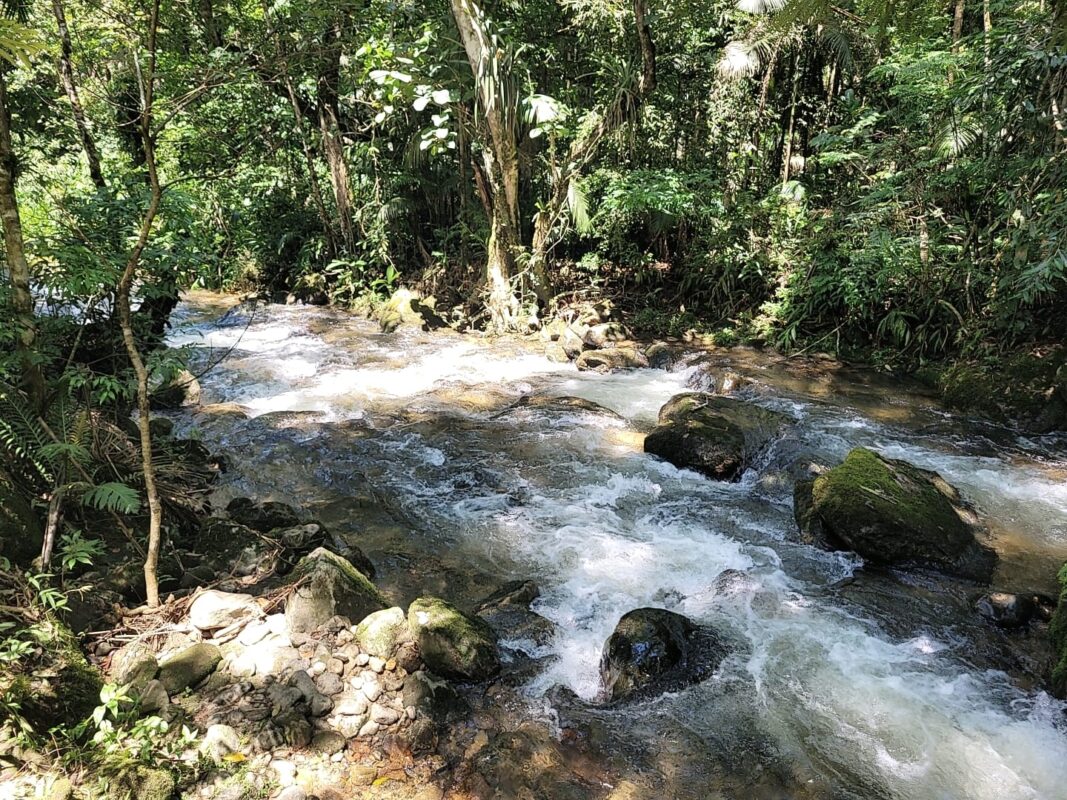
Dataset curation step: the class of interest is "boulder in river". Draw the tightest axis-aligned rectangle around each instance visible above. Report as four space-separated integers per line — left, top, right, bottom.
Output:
600 608 729 702
975 592 1037 629
285 548 386 635
644 394 786 480
576 347 649 373
582 322 632 349
408 596 500 681
475 580 557 651
794 447 997 581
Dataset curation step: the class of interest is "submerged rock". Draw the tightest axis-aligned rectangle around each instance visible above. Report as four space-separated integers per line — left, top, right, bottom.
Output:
644 394 785 480
975 592 1037 629
408 597 500 681
795 447 997 581
475 580 557 651
600 608 728 701
285 548 386 635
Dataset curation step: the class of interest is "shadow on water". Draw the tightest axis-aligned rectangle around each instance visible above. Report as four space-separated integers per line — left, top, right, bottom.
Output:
167 294 1067 800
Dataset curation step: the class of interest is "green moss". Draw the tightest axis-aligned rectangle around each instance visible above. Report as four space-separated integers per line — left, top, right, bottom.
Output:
811 447 974 564
16 616 103 732
294 547 384 603
1050 562 1067 698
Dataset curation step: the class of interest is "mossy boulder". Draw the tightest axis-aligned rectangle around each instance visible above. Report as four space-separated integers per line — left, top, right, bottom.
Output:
158 643 221 694
796 447 996 581
408 597 500 681
285 547 386 635
8 616 103 731
377 288 447 333
113 766 176 800
1050 562 1067 698
644 394 785 481
354 606 413 659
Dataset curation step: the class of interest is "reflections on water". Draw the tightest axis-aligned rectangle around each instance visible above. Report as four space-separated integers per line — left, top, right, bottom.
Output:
170 295 1067 800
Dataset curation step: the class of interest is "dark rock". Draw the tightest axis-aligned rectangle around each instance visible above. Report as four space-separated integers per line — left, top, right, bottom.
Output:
148 417 174 438
645 394 786 481
408 597 500 681
795 447 997 581
476 580 541 612
511 395 622 420
476 580 557 652
560 327 586 360
226 498 301 533
645 342 674 370
150 369 201 410
285 548 386 635
975 592 1036 628
600 608 729 701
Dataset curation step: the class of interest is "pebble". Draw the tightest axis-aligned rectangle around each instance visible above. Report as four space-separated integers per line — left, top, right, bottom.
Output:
333 692 368 716
354 653 370 667
327 657 344 674
309 660 326 677
275 788 306 800
361 675 382 702
358 720 380 738
385 658 397 671
370 704 399 725
368 656 386 673
271 759 297 786
350 765 378 785
350 675 363 690
405 706 417 720
310 730 346 755
314 672 343 696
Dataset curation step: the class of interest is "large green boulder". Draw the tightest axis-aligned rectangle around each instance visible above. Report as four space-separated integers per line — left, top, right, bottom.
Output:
1051 563 1067 698
644 394 785 481
796 447 996 580
408 597 499 681
285 547 386 634
158 643 221 694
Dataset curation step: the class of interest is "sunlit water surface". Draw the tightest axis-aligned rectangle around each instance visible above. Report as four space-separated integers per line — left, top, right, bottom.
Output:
169 294 1067 800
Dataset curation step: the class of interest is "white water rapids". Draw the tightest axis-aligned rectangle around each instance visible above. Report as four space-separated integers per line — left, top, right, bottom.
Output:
170 297 1067 800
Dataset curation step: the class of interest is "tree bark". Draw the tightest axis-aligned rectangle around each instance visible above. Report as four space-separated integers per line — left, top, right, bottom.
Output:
317 19 355 254
0 70 45 405
114 0 164 608
52 0 105 190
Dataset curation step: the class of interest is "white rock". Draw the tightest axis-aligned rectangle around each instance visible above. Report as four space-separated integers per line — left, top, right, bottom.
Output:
189 590 263 631
238 619 271 647
270 759 297 786
276 787 306 800
360 674 382 702
199 724 242 764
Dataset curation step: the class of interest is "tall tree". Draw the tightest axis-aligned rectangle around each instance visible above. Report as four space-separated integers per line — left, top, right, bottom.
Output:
52 0 105 189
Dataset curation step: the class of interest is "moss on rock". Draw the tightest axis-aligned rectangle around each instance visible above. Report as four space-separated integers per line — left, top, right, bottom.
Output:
408 597 499 681
807 447 996 580
1050 562 1067 698
13 616 103 732
285 547 386 634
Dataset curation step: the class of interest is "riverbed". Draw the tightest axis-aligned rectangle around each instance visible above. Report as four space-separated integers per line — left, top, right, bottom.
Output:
168 293 1067 800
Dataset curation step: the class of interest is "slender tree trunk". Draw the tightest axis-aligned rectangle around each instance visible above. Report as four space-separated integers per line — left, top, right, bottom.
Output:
0 71 45 405
52 0 105 189
952 0 965 45
317 20 355 253
115 0 164 608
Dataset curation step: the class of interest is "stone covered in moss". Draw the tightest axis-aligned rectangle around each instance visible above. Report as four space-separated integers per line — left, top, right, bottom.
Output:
158 642 221 694
113 766 176 800
12 616 103 732
799 447 996 580
408 597 499 681
285 547 386 634
1050 562 1067 698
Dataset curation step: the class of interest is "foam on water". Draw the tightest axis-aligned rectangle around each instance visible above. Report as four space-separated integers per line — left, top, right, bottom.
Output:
171 300 1067 799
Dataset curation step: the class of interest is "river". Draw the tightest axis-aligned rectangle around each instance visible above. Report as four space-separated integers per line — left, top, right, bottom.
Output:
168 293 1067 800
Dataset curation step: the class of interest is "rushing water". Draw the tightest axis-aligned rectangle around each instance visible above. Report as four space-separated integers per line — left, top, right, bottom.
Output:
169 294 1067 800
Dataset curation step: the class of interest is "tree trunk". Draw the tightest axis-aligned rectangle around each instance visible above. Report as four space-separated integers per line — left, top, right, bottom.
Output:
115 0 164 608
317 20 355 253
52 0 105 190
0 71 45 405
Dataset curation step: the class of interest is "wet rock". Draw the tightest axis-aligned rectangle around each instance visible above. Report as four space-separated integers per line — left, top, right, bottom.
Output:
975 592 1036 628
600 608 728 702
511 395 623 420
285 548 386 635
476 581 557 651
150 368 201 410
402 670 465 723
226 498 301 533
158 643 222 694
408 597 500 681
795 448 997 581
645 342 674 370
354 606 413 659
645 394 785 480
188 590 263 632
576 347 649 373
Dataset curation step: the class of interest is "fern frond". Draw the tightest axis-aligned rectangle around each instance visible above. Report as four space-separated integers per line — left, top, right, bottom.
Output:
81 482 141 515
